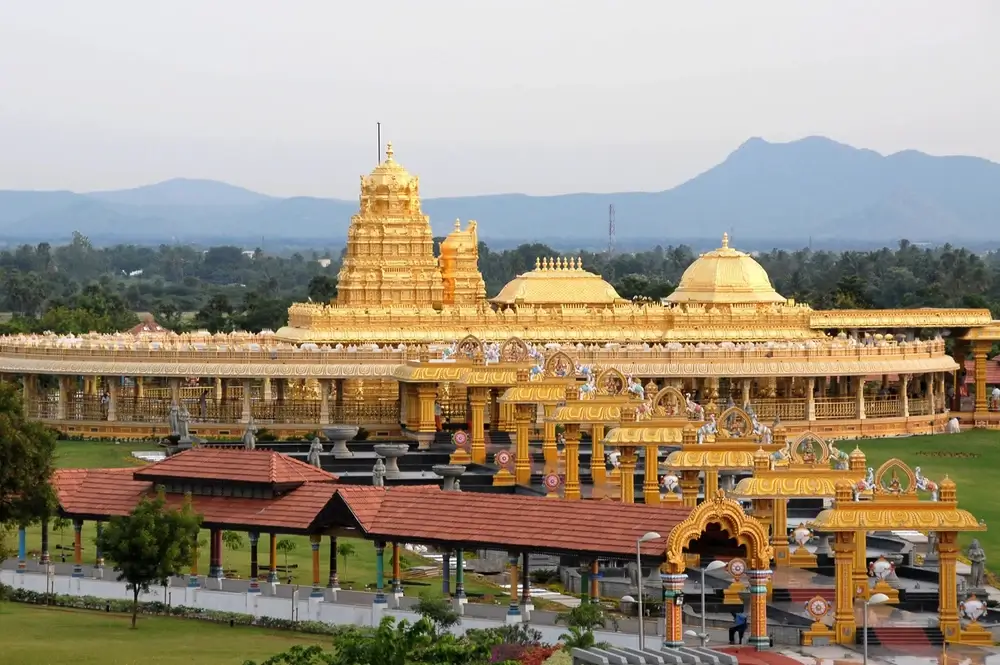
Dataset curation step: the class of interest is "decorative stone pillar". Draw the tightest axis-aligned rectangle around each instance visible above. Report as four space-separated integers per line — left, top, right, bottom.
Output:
106 378 118 422
506 554 521 624
248 532 260 593
415 383 438 448
390 543 403 605
373 542 387 607
679 470 700 508
973 341 989 413
901 374 910 418
57 376 69 420
267 533 279 584
855 379 866 420
853 530 869 599
309 535 323 597
937 531 961 642
590 559 600 603
72 519 84 578
542 404 557 464
213 377 222 402
772 498 789 566
643 444 660 505
94 521 104 578
662 572 687 647
241 379 252 423
520 552 532 615
741 379 752 408
590 423 606 486
16 526 26 573
468 387 488 464
703 469 719 501
805 377 816 421
619 445 638 504
262 377 272 402
169 377 181 405
209 529 223 579
747 568 773 649
514 404 533 485
564 423 582 499
136 376 145 399
328 535 339 589
455 550 466 604
318 379 331 425
833 531 856 644
500 402 516 432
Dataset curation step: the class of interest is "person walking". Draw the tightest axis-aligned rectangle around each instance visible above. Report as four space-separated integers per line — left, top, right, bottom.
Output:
729 611 747 645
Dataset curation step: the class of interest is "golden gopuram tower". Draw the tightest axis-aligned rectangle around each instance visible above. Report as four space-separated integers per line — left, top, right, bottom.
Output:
439 219 487 306
337 142 445 307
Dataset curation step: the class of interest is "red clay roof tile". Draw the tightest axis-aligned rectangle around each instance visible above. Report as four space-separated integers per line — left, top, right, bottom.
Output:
133 448 337 485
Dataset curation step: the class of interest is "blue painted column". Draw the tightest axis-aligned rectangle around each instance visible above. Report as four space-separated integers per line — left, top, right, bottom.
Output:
16 527 26 573
506 554 521 622
374 542 386 605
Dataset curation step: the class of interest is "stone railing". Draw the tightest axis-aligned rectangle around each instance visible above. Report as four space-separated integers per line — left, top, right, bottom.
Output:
814 397 858 420
865 397 902 418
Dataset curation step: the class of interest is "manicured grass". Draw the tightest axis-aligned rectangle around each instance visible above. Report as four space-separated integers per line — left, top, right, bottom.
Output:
852 430 998 557
0 601 320 665
54 439 153 468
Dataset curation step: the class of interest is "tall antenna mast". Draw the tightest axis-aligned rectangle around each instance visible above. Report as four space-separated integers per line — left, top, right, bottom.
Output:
377 122 381 163
608 204 616 256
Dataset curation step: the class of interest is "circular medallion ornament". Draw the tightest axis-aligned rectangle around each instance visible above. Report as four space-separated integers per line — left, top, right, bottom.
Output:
727 558 747 578
805 595 830 621
543 473 561 491
495 450 512 468
452 430 469 449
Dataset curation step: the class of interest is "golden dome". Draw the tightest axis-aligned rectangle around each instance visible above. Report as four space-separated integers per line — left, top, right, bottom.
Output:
440 219 478 252
849 446 866 461
492 257 624 307
666 233 785 305
365 142 417 188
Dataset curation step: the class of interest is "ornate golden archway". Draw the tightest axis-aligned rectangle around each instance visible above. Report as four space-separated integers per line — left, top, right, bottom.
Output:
662 492 773 648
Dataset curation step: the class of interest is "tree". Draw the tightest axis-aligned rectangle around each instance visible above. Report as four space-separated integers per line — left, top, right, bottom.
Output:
414 593 461 633
96 491 202 628
555 603 609 651
306 275 338 303
0 381 56 533
337 541 356 580
222 531 245 576
52 516 70 548
276 538 296 577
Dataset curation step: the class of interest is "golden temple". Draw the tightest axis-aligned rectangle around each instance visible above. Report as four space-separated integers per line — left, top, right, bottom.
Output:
2 141 1000 442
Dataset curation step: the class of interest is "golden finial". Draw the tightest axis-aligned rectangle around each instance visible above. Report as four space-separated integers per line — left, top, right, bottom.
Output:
454 218 461 231
576 257 582 270
721 232 729 249
534 257 540 270
385 141 394 162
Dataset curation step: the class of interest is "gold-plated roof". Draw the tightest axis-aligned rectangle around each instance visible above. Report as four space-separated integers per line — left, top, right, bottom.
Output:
603 426 684 445
365 141 416 187
500 383 571 404
440 219 478 252
666 233 786 305
665 449 762 469
492 258 624 307
733 476 853 499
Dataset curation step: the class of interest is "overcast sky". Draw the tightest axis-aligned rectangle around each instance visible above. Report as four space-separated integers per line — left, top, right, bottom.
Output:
0 1 995 198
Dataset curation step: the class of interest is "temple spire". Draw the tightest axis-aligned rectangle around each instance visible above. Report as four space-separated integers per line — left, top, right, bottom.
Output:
385 141 394 162
721 232 729 249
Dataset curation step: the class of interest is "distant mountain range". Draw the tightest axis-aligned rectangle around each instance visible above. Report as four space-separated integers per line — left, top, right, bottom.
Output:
2 136 999 246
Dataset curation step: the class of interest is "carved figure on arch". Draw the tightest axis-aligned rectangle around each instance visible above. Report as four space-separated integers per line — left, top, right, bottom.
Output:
499 336 530 363
626 376 645 400
596 368 627 396
696 414 718 444
545 351 575 378
854 467 875 501
717 406 754 439
579 373 597 399
914 466 939 501
456 334 482 360
651 386 686 417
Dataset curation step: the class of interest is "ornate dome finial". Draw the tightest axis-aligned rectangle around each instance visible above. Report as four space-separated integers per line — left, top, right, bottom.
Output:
721 232 729 249
385 141 394 162
454 218 461 231
534 257 540 270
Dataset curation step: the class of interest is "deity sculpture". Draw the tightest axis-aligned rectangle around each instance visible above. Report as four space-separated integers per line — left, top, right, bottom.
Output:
579 374 597 399
626 376 645 400
854 467 875 501
968 539 986 589
914 466 939 501
372 458 387 487
696 414 718 444
307 437 323 468
177 406 192 442
242 419 258 451
167 404 181 437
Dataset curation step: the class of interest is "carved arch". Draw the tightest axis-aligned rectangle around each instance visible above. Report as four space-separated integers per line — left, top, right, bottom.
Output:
457 334 483 359
874 458 917 496
789 431 831 465
499 337 530 363
716 406 754 439
544 351 576 378
665 493 773 573
595 368 627 396
652 386 688 417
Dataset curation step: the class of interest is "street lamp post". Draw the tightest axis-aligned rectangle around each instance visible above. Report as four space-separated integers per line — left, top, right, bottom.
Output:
862 592 889 665
636 531 662 651
694 560 728 645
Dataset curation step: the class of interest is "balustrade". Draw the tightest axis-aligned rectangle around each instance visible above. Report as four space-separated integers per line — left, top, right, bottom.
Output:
749 398 806 421
908 397 931 416
813 397 858 420
864 397 902 418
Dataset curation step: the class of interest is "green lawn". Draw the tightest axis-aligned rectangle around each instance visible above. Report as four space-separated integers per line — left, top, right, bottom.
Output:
54 439 153 468
851 430 998 557
0 601 320 665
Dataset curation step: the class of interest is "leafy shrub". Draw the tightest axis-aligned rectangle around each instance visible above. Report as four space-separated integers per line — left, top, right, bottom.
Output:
530 568 561 585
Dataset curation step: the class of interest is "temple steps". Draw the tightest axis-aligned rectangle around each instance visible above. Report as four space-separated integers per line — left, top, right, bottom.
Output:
771 588 835 603
858 625 944 648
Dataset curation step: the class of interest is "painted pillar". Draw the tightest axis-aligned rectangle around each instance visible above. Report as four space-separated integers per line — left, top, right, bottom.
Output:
805 377 816 421
267 533 278 583
901 374 911 418
702 468 719 501
262 377 272 402
590 423 606 486
771 499 789 566
169 377 181 405
188 539 200 588
310 535 323 597
241 379 252 423
442 551 452 596
833 531 857 644
564 423 582 500
455 550 466 601
747 568 773 649
248 532 260 593
520 552 532 610
209 529 223 579
40 517 50 565
16 527 26 573
855 379 866 420
580 565 591 603
213 377 222 402
662 572 687 647
542 404 557 464
56 376 69 420
107 378 118 422
468 387 488 464
94 521 104 575
514 404 533 485
927 372 936 416
973 341 989 413
391 543 403 598
643 444 660 505
853 530 869 599
328 535 339 588
72 519 84 578
506 554 521 622
319 379 331 425
679 469 700 508
590 559 600 603
618 446 638 504
415 384 438 436
373 542 387 605
937 531 961 642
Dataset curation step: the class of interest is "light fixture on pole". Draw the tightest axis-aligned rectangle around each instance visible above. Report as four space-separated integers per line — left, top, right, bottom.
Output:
636 531 662 651
686 560 728 645
862 592 889 665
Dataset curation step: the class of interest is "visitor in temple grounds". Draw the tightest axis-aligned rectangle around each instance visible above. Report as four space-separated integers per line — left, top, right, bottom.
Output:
200 390 209 420
434 402 442 431
729 611 747 644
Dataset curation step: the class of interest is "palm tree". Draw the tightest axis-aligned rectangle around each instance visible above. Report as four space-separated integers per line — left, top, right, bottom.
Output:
337 542 356 581
559 625 597 650
276 538 296 580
